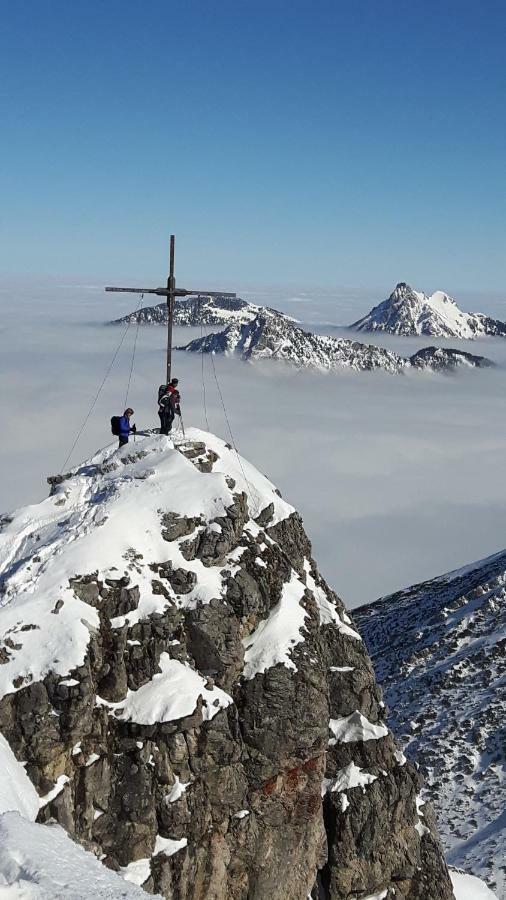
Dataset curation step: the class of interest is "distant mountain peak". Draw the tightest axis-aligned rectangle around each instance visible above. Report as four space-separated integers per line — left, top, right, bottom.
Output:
350 284 506 339
350 281 506 340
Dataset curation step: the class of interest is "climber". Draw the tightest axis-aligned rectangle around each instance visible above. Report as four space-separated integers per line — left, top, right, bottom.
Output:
158 378 181 435
118 408 136 447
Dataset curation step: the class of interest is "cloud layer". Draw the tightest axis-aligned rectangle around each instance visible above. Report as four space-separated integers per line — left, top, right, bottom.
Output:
2 278 506 608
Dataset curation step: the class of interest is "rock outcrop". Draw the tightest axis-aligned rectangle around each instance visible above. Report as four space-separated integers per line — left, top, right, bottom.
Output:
0 430 454 899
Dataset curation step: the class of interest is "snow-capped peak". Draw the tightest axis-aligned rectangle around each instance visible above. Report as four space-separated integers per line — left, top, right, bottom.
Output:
350 282 506 340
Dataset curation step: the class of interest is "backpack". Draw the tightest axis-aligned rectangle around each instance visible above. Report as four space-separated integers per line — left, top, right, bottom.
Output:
111 416 121 436
158 384 167 403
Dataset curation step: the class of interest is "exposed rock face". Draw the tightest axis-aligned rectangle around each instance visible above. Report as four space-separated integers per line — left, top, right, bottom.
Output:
180 312 492 374
354 552 506 897
350 282 506 339
0 430 454 899
110 295 294 327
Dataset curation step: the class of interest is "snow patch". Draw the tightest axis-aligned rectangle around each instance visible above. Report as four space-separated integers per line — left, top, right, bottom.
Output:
328 711 389 746
38 775 69 808
303 561 361 639
118 654 233 725
322 761 378 796
121 857 151 886
450 870 499 899
166 774 191 804
153 834 188 857
242 570 308 678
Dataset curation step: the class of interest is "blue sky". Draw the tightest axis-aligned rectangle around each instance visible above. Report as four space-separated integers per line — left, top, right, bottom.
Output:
1 0 505 291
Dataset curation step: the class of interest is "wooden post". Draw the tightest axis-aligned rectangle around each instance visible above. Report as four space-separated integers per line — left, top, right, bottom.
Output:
166 235 175 384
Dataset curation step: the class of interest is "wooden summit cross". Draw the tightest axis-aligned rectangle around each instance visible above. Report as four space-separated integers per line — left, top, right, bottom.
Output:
105 234 236 384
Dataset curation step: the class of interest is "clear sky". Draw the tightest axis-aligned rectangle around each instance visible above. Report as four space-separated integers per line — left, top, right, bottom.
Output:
1 0 505 290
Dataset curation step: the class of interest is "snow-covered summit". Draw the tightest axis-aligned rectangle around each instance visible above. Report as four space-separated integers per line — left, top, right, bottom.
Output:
0 429 456 898
350 282 506 339
110 295 295 327
354 550 506 896
179 311 493 373
0 430 293 700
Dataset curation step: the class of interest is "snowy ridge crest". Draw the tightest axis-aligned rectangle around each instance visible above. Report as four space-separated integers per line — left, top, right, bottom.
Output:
179 311 493 373
110 295 296 327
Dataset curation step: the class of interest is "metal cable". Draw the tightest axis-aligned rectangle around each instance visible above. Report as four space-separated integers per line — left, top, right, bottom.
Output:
204 322 255 505
200 312 210 432
59 317 133 474
124 294 144 409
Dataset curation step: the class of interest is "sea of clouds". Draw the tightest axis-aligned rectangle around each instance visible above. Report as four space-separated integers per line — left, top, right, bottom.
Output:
2 275 506 608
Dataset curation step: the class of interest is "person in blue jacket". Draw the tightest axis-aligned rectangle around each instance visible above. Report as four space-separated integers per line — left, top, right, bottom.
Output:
118 408 136 448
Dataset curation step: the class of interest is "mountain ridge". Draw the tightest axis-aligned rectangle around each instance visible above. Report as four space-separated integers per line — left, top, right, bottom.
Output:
353 550 506 897
110 295 295 327
179 312 494 373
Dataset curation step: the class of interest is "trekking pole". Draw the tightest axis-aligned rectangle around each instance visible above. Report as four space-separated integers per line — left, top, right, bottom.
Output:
179 412 186 438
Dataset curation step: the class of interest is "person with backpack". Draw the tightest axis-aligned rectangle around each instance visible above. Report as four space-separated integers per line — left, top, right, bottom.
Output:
158 378 181 435
111 408 136 447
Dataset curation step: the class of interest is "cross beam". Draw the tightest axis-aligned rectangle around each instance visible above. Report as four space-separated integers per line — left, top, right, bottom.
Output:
105 235 236 384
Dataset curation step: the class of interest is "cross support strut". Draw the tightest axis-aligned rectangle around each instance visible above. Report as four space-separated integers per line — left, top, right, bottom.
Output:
105 234 236 384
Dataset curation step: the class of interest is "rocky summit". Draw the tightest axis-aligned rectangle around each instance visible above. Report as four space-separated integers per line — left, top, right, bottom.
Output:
354 553 506 897
179 312 493 374
0 429 455 899
110 295 294 327
350 282 506 339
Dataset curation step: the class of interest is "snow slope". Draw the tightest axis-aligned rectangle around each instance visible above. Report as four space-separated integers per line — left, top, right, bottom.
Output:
0 811 160 899
110 295 295 327
354 551 506 897
0 739 153 898
350 282 506 339
451 869 499 899
179 311 493 373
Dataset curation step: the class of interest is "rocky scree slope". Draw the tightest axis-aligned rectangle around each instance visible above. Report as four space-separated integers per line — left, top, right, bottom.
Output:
110 295 294 327
350 283 506 339
179 313 493 373
0 430 455 900
354 553 506 897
